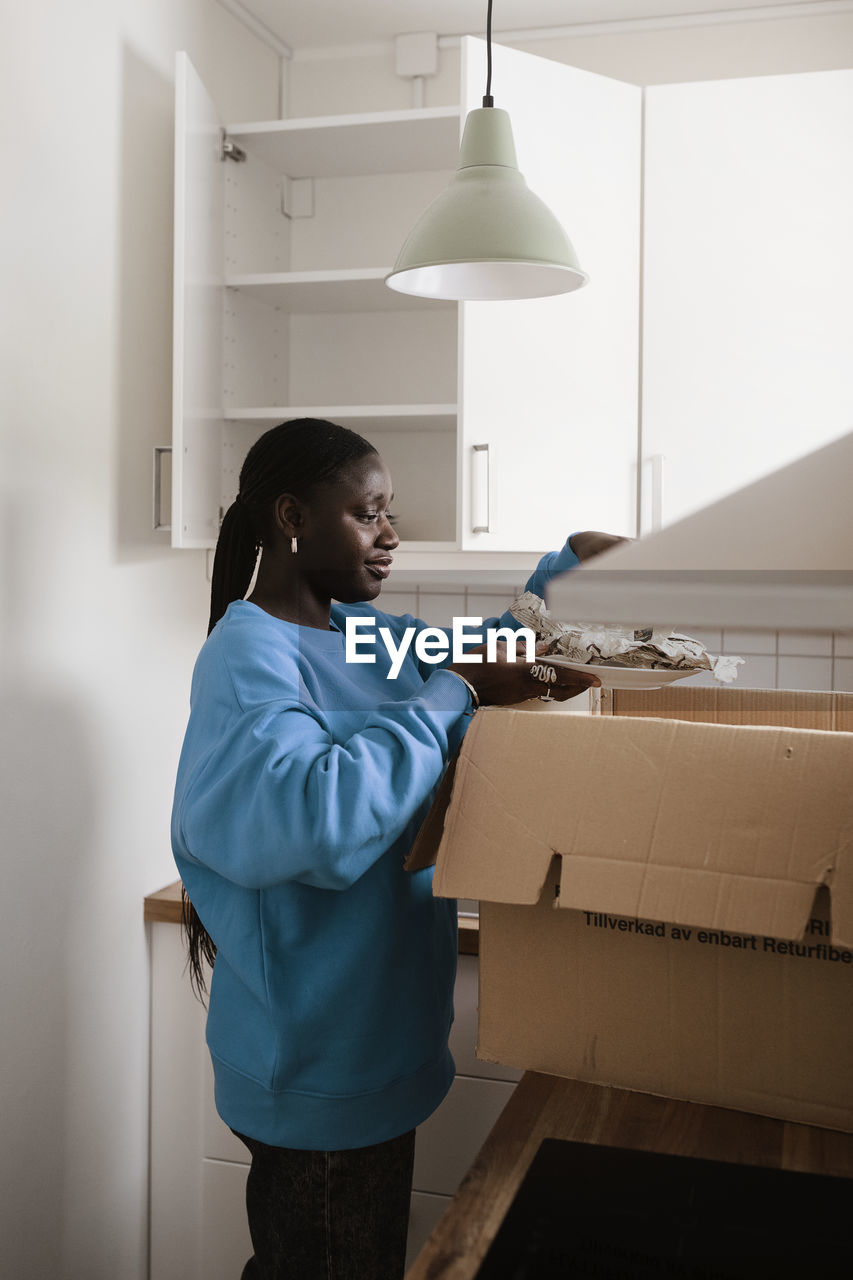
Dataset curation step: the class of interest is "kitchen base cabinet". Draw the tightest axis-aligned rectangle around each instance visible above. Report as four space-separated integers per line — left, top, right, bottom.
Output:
199 1161 251 1277
149 923 517 1279
413 1075 518 1197
149 922 207 1280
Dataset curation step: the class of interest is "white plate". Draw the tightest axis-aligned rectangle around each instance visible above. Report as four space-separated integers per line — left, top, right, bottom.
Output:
543 655 701 691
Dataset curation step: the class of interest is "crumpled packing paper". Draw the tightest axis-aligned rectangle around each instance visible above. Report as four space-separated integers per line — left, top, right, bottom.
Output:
509 592 744 684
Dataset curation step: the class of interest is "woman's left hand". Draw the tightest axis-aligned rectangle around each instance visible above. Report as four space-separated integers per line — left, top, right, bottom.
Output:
569 530 632 562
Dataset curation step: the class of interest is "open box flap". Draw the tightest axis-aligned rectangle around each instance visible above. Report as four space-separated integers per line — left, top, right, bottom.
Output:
425 709 853 946
425 713 557 905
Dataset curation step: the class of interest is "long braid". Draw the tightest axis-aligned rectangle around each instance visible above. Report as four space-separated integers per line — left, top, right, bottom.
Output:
207 500 260 636
183 419 378 999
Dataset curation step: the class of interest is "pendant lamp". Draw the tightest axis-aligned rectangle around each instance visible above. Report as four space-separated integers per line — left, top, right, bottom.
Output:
385 0 588 302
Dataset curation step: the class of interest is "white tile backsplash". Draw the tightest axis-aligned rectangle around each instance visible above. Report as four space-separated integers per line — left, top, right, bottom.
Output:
378 589 419 618
725 653 778 689
394 577 850 693
417 592 465 627
465 593 514 624
720 629 777 655
777 631 833 657
682 627 723 652
777 655 833 692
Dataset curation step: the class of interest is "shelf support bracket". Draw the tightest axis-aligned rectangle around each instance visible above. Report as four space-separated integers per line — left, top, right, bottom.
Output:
219 129 247 163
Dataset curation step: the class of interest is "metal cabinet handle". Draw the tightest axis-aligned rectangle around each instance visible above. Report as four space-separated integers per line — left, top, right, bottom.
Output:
641 453 664 534
153 446 172 532
471 443 491 534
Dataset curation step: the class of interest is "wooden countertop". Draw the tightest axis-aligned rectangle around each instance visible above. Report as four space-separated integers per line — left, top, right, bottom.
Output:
145 881 479 954
406 1071 853 1279
144 881 186 924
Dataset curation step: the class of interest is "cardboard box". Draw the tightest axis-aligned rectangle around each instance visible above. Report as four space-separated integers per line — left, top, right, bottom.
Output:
409 688 853 1132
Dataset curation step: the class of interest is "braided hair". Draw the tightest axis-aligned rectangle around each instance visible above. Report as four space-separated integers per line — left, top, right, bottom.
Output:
182 418 379 998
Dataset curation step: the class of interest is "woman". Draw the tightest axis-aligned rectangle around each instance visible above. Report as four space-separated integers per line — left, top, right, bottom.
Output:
171 418 599 1280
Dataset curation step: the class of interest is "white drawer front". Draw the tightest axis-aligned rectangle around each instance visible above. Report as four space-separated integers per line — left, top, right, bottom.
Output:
200 1160 251 1280
203 1053 252 1164
413 1074 516 1196
406 1191 451 1271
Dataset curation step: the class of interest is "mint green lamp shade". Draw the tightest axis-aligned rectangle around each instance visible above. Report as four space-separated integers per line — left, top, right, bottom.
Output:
386 107 588 301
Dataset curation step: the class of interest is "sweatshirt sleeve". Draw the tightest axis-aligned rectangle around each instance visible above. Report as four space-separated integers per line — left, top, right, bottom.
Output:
466 535 582 634
522 535 581 601
372 535 582 677
174 658 471 893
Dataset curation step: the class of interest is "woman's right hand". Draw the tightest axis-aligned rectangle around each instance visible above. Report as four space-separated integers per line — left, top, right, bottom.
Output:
447 641 600 707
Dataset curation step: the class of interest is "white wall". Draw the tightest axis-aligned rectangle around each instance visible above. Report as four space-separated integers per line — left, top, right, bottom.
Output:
0 3 276 1277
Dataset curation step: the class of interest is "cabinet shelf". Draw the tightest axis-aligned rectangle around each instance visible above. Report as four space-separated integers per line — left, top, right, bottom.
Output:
226 270 455 315
226 106 461 177
225 405 457 433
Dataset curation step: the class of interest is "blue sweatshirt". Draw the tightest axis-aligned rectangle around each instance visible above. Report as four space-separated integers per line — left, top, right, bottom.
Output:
171 541 579 1150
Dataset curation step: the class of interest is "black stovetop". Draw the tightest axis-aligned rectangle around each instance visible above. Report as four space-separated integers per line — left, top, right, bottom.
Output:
474 1137 853 1279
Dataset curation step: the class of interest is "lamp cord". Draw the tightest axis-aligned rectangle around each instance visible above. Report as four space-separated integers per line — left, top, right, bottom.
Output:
483 0 494 107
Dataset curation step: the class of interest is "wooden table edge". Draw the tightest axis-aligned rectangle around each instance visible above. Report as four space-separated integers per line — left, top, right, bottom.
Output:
405 1071 853 1279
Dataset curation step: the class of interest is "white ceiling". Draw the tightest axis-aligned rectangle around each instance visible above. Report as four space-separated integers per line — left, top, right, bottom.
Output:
238 0 831 52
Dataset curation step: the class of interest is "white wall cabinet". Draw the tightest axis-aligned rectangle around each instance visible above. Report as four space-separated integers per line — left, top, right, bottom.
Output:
641 69 853 532
172 41 642 566
173 49 853 571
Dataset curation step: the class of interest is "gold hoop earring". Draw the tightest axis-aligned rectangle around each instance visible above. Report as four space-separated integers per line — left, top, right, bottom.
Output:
291 536 298 554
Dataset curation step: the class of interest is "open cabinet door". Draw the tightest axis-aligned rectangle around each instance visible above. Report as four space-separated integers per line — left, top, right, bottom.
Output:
641 69 853 531
458 38 641 553
172 52 226 548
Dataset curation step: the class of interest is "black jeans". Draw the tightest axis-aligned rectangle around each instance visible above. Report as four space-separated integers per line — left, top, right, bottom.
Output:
233 1128 416 1280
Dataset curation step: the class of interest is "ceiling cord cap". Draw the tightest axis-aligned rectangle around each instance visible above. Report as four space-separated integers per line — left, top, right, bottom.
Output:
386 107 588 302
457 106 517 167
